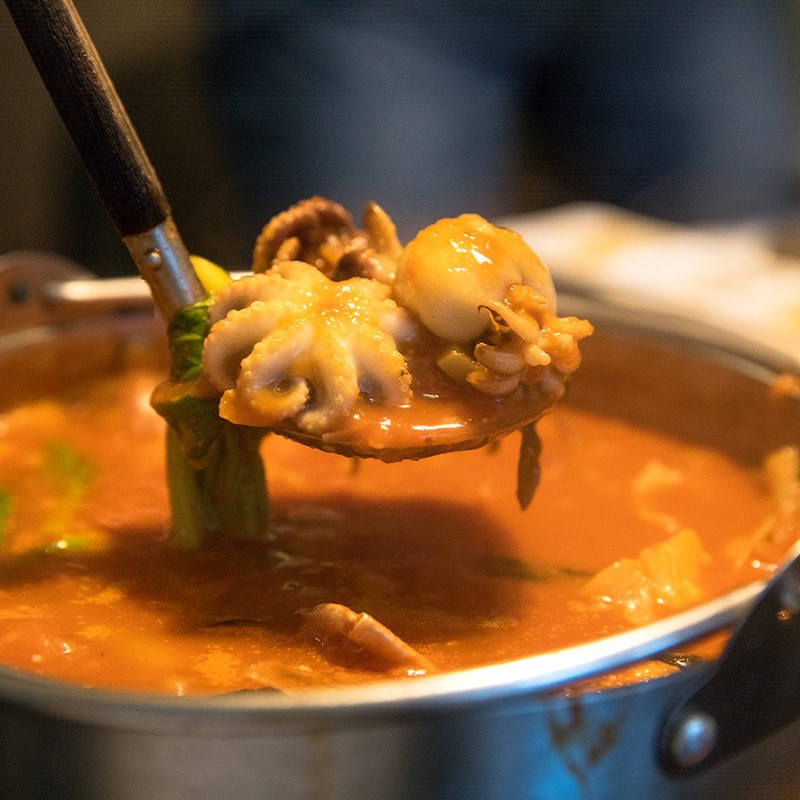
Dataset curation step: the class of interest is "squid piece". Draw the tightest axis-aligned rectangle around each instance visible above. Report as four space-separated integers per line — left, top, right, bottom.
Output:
300 602 434 672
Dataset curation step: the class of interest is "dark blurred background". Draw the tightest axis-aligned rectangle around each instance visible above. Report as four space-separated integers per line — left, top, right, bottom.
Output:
1 0 798 276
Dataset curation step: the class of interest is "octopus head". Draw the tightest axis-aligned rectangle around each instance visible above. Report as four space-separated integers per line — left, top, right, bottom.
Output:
394 213 591 397
394 214 556 344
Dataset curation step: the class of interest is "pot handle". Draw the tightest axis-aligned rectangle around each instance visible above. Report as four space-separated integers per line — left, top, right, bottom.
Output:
660 541 800 773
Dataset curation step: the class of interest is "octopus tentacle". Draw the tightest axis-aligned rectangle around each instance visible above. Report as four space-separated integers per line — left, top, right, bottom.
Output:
363 201 403 261
201 256 412 433
252 196 355 275
209 272 296 324
296 321 360 433
301 602 434 671
253 197 406 284
480 300 542 344
467 367 521 396
229 322 314 425
203 303 289 390
337 275 393 304
269 259 328 290
474 342 525 376
353 328 412 405
337 202 404 284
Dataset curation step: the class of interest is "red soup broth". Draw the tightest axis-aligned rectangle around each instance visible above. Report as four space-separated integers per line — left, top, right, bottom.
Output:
0 330 791 697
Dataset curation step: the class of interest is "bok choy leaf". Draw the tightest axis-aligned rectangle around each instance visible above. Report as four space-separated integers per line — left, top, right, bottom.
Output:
151 299 270 547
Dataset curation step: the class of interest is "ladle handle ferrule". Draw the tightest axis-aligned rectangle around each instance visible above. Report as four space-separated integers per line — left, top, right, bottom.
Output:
122 220 205 320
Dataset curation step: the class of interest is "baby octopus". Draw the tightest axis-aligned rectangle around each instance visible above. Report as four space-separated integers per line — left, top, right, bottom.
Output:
200 199 591 447
394 213 593 397
202 260 415 433
252 196 403 284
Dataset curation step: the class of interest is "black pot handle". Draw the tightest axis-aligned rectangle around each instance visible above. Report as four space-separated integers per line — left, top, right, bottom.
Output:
660 541 800 773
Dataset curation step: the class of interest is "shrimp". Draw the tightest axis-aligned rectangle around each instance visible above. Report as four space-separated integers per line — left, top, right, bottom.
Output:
300 602 434 673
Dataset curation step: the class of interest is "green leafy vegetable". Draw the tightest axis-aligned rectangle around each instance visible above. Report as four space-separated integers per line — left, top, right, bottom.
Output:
39 441 96 538
166 298 213 383
0 489 11 544
152 300 270 547
43 441 95 497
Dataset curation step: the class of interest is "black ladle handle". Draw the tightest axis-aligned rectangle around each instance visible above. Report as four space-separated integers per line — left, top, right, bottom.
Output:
4 0 206 315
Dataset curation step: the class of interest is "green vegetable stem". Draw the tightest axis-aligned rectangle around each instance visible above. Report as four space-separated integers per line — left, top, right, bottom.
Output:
152 299 270 547
517 423 542 511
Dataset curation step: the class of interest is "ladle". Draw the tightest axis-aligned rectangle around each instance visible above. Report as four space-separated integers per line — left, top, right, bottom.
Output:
3 0 560 465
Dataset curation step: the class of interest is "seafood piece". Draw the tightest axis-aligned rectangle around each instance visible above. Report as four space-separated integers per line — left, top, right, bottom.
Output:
192 200 589 483
252 196 403 283
730 445 800 567
337 201 403 284
394 213 556 342
395 214 593 397
202 261 415 433
301 602 434 672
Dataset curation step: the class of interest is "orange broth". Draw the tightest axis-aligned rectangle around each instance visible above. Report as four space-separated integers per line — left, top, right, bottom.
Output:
0 358 780 695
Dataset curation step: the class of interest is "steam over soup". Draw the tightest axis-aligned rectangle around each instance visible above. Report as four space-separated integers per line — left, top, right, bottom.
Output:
0 337 792 694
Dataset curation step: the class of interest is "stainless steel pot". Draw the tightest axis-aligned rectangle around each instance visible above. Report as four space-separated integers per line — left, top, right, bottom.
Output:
0 253 799 800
